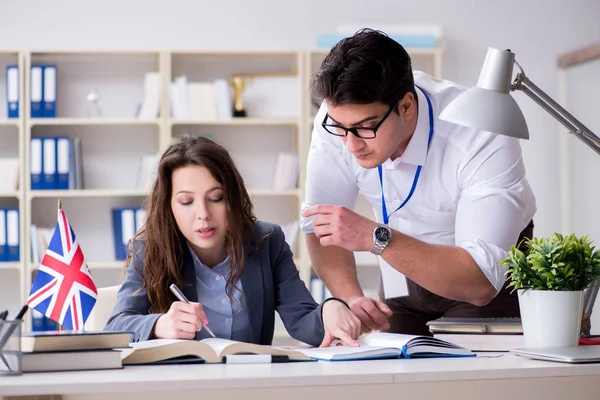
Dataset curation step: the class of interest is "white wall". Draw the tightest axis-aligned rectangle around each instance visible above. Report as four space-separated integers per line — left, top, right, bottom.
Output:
1 0 600 238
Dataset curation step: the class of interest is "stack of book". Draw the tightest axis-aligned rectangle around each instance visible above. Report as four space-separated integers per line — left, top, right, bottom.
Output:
19 330 131 372
426 317 524 352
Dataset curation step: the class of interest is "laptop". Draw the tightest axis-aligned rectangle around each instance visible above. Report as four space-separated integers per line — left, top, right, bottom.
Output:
510 346 600 363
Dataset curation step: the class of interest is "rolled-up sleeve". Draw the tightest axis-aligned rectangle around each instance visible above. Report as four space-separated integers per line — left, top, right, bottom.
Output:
455 133 537 293
300 102 359 234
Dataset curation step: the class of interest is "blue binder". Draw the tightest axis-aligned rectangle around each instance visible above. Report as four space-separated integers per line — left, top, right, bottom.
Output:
0 209 6 262
112 208 137 261
30 137 43 190
5 65 19 119
5 208 19 262
42 65 57 118
42 137 56 190
30 65 44 118
55 136 70 190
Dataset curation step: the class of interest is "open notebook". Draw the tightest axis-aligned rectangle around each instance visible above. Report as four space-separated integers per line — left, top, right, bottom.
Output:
121 338 313 364
297 332 474 361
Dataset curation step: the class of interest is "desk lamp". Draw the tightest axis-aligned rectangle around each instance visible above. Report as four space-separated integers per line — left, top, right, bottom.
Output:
438 47 600 334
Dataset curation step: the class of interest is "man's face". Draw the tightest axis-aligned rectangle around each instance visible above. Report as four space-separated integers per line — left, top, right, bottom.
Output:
324 92 416 169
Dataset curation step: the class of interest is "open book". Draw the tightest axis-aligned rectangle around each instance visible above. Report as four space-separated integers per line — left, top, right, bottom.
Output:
297 332 474 361
121 338 313 364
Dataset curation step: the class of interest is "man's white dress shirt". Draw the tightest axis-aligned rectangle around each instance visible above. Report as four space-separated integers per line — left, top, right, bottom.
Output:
300 71 537 298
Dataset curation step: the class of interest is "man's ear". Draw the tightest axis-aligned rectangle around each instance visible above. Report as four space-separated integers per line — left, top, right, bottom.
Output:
398 92 417 120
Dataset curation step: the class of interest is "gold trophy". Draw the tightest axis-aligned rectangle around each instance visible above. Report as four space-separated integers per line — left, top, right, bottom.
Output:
231 76 248 117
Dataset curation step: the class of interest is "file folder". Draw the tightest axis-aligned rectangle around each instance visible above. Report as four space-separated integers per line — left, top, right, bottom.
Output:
112 208 136 261
30 65 44 118
55 137 70 190
43 65 56 118
0 209 6 262
6 208 19 262
30 138 43 190
42 137 56 190
6 65 19 119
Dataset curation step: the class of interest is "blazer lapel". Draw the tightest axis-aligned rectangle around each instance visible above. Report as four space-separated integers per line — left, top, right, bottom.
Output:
241 246 264 344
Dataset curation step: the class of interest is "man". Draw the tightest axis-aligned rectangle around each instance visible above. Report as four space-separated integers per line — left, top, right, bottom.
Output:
300 29 536 336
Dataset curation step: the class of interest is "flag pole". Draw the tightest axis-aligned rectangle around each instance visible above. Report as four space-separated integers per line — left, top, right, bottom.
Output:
58 198 62 210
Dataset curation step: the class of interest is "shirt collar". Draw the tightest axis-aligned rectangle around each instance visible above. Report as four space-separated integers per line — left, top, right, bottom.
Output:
386 87 432 168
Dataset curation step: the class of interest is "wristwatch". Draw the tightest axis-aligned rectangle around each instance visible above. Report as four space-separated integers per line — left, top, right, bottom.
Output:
371 224 392 256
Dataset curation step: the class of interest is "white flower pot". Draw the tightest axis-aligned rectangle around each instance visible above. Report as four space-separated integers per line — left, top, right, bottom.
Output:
517 289 584 348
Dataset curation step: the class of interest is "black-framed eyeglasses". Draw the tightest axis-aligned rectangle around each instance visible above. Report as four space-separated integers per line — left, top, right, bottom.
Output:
321 99 401 139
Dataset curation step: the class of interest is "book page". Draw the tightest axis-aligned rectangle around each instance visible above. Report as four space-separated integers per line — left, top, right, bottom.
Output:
297 345 401 361
200 338 242 357
201 338 312 361
359 332 417 349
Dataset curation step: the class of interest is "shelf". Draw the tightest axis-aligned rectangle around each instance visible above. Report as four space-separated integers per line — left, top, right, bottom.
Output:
309 47 441 56
0 119 20 127
29 189 149 199
0 262 21 270
248 188 301 197
29 118 160 127
0 192 20 200
171 118 299 127
88 261 127 270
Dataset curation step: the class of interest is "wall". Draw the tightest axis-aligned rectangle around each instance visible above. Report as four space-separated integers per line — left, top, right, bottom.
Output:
1 0 600 238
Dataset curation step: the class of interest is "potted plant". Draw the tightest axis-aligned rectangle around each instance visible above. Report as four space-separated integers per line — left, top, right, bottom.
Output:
502 233 600 348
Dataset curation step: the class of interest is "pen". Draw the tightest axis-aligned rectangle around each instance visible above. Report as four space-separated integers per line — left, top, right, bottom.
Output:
0 305 28 350
222 354 290 364
169 283 216 338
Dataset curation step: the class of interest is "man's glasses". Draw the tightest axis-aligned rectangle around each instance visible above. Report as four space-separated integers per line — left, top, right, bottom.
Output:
321 99 401 139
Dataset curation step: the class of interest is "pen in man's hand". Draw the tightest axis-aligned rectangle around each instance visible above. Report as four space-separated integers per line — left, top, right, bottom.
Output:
169 283 216 338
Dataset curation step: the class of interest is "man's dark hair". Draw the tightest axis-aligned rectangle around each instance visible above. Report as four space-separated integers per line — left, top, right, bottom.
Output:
310 28 417 110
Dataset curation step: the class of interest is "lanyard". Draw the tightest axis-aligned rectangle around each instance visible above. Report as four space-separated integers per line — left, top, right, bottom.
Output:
378 87 434 225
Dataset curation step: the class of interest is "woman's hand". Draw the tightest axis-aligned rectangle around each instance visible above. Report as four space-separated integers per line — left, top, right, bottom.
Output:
153 301 208 339
320 299 362 347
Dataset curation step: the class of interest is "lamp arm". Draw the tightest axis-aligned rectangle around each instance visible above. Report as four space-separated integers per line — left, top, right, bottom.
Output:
513 71 600 335
513 73 600 157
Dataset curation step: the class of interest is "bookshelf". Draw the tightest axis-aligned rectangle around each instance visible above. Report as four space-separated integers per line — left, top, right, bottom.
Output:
1 46 442 333
0 51 24 319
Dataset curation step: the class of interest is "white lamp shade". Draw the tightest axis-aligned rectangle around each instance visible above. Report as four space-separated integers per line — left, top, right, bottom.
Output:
439 86 529 139
439 47 530 140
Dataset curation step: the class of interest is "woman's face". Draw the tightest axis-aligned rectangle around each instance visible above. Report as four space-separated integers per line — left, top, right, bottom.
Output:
171 165 229 265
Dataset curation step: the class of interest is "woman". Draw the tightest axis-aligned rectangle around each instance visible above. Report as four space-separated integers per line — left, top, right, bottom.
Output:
105 135 361 347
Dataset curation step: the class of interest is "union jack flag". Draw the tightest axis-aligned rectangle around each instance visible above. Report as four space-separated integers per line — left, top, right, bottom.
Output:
27 205 97 330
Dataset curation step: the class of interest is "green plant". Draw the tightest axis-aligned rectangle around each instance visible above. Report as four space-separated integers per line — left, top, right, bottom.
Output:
502 233 600 291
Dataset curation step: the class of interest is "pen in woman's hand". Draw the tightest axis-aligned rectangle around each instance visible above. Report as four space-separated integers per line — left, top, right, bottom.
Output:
169 283 216 338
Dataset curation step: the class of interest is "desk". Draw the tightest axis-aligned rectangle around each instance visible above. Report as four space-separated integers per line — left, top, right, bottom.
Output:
1 354 600 400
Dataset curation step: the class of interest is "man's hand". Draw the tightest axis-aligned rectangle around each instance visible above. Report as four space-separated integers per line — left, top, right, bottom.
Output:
348 297 393 332
302 205 377 252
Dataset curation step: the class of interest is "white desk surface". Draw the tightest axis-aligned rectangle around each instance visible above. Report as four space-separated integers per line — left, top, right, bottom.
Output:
1 353 600 398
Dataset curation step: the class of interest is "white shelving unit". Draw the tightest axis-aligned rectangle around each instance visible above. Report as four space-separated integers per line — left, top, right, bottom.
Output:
0 51 24 319
21 51 165 329
1 46 442 334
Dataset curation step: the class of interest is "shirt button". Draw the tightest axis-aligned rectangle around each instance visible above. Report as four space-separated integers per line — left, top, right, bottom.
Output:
225 318 230 325
221 298 227 304
215 276 221 281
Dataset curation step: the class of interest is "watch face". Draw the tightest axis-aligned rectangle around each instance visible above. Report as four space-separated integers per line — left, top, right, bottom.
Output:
375 226 391 242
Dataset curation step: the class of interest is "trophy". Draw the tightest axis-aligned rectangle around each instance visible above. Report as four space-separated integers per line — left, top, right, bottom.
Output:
231 76 248 117
85 89 102 118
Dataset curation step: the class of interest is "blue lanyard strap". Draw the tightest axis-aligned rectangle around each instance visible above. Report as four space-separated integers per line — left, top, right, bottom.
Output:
378 86 434 225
